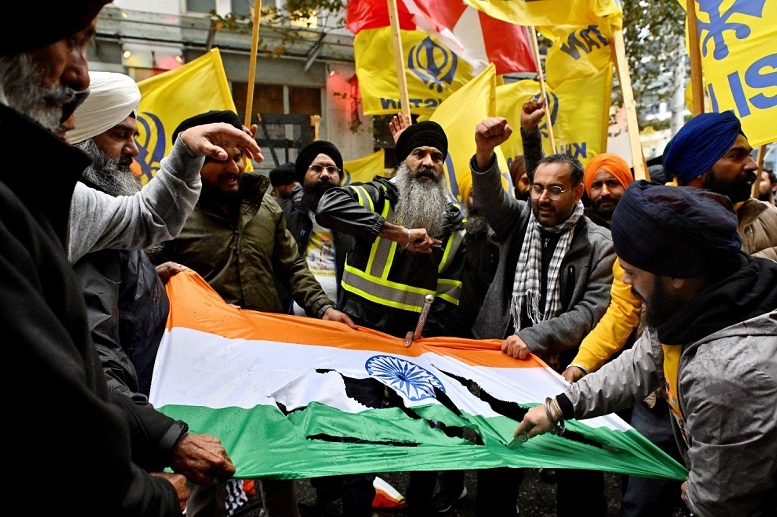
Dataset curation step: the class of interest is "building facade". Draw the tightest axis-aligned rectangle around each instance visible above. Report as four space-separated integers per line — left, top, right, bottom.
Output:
91 0 376 172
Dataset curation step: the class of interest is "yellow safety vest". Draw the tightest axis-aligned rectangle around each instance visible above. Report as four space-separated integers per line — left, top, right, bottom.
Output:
340 184 464 313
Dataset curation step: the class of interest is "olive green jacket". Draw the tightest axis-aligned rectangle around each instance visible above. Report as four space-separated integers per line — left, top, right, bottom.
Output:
155 173 333 316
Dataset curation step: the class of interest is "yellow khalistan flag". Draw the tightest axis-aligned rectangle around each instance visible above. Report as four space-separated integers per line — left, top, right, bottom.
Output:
429 63 511 208
464 0 623 32
343 149 386 186
680 0 777 146
135 48 238 183
354 28 477 117
496 66 612 169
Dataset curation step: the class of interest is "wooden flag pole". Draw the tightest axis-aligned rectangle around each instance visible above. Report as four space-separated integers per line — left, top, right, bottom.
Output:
528 26 556 153
686 0 704 116
611 29 647 181
387 0 411 119
753 144 767 198
245 0 263 127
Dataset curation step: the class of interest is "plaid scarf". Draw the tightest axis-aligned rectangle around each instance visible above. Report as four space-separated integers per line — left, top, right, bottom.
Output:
511 201 584 330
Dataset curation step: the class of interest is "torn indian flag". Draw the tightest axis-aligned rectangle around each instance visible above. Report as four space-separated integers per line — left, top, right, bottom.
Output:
150 270 687 481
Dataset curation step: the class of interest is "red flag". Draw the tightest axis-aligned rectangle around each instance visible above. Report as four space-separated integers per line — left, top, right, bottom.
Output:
346 0 536 76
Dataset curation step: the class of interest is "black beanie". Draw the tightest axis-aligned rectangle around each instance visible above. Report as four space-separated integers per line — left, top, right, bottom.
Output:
295 141 343 183
269 162 297 187
611 181 742 278
395 120 448 163
172 110 243 145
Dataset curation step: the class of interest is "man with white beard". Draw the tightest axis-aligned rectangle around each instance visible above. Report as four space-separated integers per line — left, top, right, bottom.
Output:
315 120 467 517
66 70 237 499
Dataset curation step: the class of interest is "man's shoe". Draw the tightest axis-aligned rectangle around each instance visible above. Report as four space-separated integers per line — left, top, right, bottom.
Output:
433 486 467 513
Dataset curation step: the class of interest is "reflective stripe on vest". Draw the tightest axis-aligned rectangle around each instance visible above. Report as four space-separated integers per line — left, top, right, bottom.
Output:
341 184 463 312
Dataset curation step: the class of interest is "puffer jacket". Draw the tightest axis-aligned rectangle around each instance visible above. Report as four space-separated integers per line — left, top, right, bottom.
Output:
737 197 777 260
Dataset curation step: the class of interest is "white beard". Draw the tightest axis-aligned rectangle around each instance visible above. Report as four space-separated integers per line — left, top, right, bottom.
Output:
394 162 449 238
0 52 77 132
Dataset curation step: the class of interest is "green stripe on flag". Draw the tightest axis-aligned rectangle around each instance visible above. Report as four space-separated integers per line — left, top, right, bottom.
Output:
159 402 687 481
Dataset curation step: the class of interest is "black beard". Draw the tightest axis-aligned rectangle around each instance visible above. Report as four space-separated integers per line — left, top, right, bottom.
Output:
703 169 757 204
202 179 242 207
301 179 335 212
644 278 685 329
0 52 78 132
77 139 141 197
592 199 616 221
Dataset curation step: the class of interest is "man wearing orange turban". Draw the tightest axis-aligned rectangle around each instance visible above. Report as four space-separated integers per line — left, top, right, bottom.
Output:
582 153 633 226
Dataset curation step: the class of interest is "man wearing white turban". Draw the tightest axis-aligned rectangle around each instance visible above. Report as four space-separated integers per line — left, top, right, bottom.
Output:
66 71 141 145
61 71 263 508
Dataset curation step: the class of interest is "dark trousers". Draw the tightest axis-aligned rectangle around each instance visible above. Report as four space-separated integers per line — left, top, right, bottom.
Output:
476 467 522 517
476 466 607 517
621 400 687 517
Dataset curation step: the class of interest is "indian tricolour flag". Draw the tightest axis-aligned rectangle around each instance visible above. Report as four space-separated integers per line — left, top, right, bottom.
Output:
150 270 687 482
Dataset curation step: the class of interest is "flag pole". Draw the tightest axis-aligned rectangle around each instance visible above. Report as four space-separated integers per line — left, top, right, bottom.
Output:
611 28 647 180
527 26 555 153
685 0 704 116
753 144 767 198
387 0 411 119
245 0 263 127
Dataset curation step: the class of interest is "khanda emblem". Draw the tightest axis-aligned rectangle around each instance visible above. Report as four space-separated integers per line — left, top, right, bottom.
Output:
135 111 168 185
407 37 458 94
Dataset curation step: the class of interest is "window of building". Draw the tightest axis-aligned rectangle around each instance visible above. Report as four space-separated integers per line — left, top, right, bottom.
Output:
232 82 322 169
186 0 216 14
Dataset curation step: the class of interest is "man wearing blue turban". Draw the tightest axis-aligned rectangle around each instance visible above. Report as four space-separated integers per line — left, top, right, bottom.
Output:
662 110 777 260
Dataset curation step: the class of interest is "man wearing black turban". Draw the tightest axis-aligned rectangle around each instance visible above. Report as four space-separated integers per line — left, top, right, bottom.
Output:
153 110 356 517
314 119 467 516
515 182 777 517
663 110 777 260
1 1 197 514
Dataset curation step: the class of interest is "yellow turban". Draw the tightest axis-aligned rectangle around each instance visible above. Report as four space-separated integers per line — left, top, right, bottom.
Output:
583 153 633 196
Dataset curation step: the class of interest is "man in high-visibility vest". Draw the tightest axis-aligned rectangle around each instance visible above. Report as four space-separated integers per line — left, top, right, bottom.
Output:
315 120 467 517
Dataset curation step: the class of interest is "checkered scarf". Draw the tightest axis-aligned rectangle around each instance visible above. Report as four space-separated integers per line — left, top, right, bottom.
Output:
511 201 584 330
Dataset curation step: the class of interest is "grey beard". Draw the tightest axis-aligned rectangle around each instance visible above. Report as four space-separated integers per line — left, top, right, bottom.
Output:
394 162 449 238
77 139 141 197
0 53 78 132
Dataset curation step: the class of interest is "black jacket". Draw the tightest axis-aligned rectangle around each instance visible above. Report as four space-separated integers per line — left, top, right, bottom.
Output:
279 184 354 310
0 104 179 515
316 176 466 338
74 245 187 472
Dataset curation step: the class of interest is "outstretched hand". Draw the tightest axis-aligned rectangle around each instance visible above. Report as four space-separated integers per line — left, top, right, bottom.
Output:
389 112 412 144
179 122 263 164
513 404 552 442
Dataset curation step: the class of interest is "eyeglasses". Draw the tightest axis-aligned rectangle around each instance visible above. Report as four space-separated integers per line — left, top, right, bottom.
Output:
308 164 341 174
531 184 569 200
